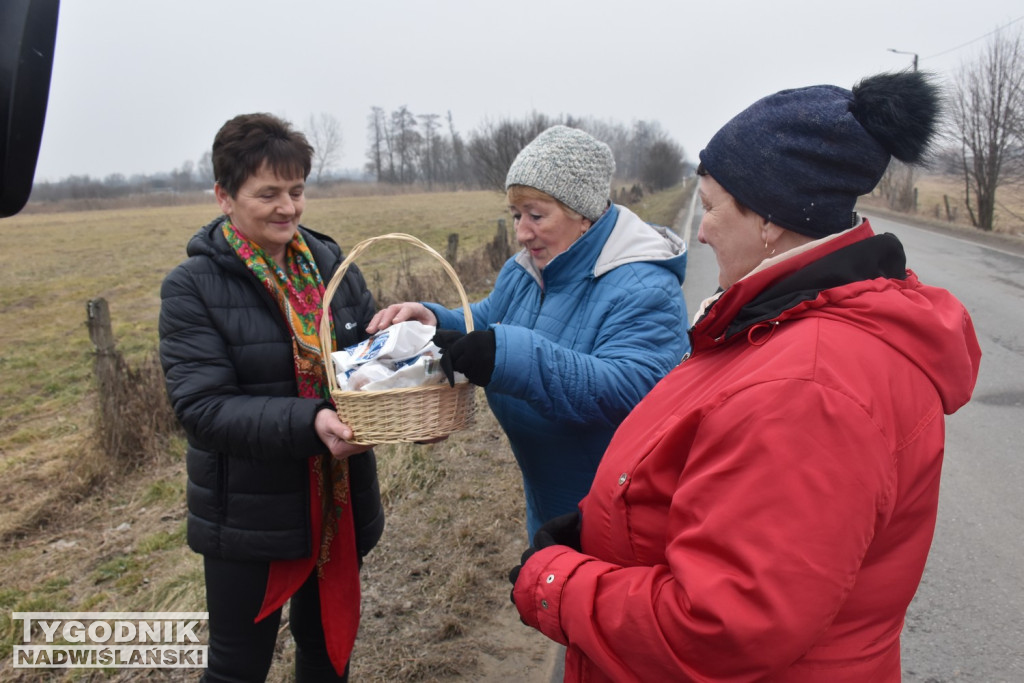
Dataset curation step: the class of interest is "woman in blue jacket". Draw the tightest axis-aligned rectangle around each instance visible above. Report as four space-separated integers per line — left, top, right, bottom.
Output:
369 126 690 539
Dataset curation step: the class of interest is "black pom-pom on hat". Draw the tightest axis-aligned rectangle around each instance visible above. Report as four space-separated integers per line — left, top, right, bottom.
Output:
850 71 940 164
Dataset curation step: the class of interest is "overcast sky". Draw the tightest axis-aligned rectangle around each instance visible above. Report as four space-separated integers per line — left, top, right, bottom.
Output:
32 0 1024 182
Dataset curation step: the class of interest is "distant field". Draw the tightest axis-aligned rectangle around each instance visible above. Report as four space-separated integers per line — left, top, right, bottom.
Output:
0 191 506 440
859 171 1024 236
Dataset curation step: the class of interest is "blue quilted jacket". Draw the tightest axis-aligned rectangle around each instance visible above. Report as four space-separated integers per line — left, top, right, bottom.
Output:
427 204 689 538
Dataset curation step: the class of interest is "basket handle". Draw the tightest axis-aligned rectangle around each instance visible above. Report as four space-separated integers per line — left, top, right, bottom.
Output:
319 232 475 393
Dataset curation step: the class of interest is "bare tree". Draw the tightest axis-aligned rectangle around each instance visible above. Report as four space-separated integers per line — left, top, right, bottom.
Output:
305 113 343 184
171 160 195 192
390 106 420 184
365 106 388 182
418 113 441 190
624 121 663 181
446 110 468 189
641 139 686 191
932 144 965 176
951 28 1024 231
196 150 214 187
582 118 630 177
876 159 918 212
467 112 555 190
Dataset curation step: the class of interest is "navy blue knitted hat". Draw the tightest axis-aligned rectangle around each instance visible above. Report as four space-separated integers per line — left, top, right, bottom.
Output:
698 71 940 238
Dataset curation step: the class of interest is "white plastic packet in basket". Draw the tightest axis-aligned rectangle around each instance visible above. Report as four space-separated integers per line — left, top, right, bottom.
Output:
332 321 435 372
341 361 393 390
333 321 452 390
362 354 448 391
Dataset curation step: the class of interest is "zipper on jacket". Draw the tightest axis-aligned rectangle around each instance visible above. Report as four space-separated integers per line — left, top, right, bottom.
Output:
747 320 779 346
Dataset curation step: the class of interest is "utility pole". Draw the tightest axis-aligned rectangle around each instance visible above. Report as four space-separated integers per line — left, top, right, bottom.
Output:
888 48 919 71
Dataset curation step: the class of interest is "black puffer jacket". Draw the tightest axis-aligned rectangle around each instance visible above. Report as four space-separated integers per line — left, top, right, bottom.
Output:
159 216 384 561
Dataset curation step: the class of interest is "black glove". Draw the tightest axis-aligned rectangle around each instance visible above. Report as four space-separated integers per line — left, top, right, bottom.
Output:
432 328 496 387
533 511 581 551
508 546 536 604
508 511 582 605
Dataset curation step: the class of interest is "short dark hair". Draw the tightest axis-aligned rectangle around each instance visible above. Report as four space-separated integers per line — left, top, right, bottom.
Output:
212 113 313 197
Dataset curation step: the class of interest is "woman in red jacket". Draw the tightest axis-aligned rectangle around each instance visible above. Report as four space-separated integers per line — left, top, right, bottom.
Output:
509 71 982 681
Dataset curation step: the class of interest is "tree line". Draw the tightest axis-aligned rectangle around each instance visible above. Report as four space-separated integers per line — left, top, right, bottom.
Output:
29 153 215 203
363 108 687 192
29 110 687 204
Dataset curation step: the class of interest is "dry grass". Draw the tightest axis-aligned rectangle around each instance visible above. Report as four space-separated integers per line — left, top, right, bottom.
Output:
0 190 514 680
348 407 550 682
0 186 692 680
619 179 695 229
859 170 1024 236
0 408 540 683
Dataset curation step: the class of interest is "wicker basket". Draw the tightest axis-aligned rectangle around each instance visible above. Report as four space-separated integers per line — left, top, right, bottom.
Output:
319 233 476 445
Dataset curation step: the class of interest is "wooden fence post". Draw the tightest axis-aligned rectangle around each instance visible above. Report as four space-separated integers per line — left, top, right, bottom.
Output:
87 298 116 359
85 297 180 464
497 217 516 249
87 298 119 448
446 233 459 265
485 218 515 271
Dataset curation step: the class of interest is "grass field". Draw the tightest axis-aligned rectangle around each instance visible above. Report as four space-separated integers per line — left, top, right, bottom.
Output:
0 183 692 681
859 170 1024 236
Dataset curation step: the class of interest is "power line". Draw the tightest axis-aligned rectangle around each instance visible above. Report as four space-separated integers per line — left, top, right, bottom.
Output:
924 14 1024 60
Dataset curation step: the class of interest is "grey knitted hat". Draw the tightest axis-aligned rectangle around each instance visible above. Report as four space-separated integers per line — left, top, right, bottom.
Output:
505 125 615 222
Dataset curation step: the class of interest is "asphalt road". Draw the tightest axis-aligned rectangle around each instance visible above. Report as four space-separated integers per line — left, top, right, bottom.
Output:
679 208 1024 682
865 213 1024 683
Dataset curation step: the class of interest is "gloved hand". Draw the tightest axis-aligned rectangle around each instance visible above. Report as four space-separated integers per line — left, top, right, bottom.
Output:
508 511 582 606
533 511 581 551
432 328 496 387
508 546 536 604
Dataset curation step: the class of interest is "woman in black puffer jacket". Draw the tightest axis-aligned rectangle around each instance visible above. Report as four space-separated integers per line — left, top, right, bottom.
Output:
159 113 383 682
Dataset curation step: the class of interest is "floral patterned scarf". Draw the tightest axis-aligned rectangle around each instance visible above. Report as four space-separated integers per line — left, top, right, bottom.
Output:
222 219 360 674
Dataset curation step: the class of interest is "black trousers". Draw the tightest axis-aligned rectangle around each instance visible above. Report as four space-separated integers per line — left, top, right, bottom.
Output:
201 555 349 683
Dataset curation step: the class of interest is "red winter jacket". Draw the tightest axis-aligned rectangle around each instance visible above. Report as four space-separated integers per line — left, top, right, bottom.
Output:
513 222 981 682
